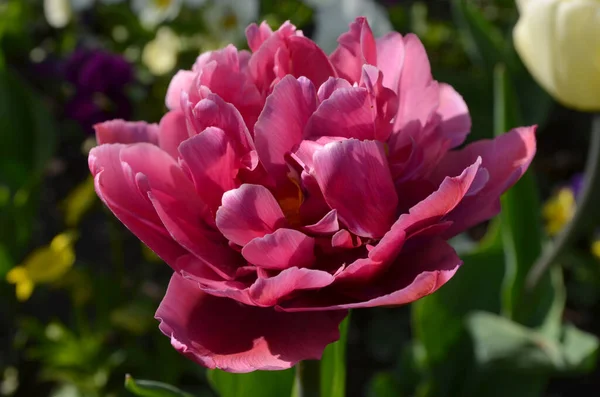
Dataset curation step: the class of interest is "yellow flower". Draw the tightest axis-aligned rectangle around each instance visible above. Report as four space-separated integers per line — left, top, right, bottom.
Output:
62 176 97 227
542 187 576 236
591 239 600 259
6 232 77 301
513 0 600 111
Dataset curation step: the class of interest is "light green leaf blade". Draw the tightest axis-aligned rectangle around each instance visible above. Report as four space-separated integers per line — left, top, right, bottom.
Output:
125 374 194 397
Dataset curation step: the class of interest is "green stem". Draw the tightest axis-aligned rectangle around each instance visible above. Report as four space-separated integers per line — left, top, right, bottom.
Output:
526 114 600 290
294 360 321 397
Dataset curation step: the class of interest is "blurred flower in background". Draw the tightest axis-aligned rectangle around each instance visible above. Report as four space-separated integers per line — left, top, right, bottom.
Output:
64 48 134 132
203 0 259 46
142 26 180 75
513 0 600 111
304 0 392 52
542 173 600 259
6 232 77 301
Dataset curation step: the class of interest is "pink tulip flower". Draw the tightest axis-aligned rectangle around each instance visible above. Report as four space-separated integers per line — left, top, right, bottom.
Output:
89 17 536 372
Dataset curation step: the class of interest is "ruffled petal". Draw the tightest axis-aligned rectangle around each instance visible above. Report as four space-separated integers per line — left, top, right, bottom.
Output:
279 238 460 311
216 184 286 246
312 139 398 238
178 127 239 212
330 17 377 83
242 228 315 270
254 76 317 185
430 126 537 237
156 273 347 372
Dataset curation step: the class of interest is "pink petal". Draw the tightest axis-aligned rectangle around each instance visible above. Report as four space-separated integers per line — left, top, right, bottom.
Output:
317 77 353 102
89 144 187 267
189 93 257 170
158 110 190 159
392 34 439 133
359 65 398 141
242 228 315 270
375 32 405 92
312 139 398 238
430 126 537 238
166 70 196 110
303 209 339 235
437 83 471 148
279 238 461 311
95 120 159 145
330 17 377 83
195 46 263 128
178 127 239 212
305 87 376 140
249 267 335 307
156 273 347 372
284 35 337 88
334 159 481 284
254 76 317 185
246 21 274 52
216 184 286 246
331 229 360 249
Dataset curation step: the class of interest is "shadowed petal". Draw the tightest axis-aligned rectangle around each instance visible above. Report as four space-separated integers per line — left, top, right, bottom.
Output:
249 267 335 306
89 144 187 267
156 273 347 372
303 209 339 235
278 238 461 311
312 139 398 238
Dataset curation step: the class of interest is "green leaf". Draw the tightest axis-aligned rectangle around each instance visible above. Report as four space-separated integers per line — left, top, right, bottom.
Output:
367 372 402 397
319 313 350 397
125 374 194 397
207 368 294 397
466 311 599 373
451 0 514 71
493 64 560 330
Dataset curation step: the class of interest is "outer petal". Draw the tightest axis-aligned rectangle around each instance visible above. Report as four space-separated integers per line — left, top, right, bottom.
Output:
156 273 347 372
392 34 439 133
95 120 159 145
437 83 471 148
279 238 461 311
330 17 377 83
430 126 537 238
216 184 286 246
375 32 405 92
242 228 315 270
166 70 196 110
89 144 187 267
178 127 239 212
246 21 274 52
158 110 190 159
254 76 317 185
312 139 398 238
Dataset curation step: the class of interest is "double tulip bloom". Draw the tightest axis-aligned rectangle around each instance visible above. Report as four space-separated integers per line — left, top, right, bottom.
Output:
514 0 600 111
89 18 536 372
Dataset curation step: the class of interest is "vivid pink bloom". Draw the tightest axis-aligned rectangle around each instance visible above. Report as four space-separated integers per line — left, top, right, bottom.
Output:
89 17 536 372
